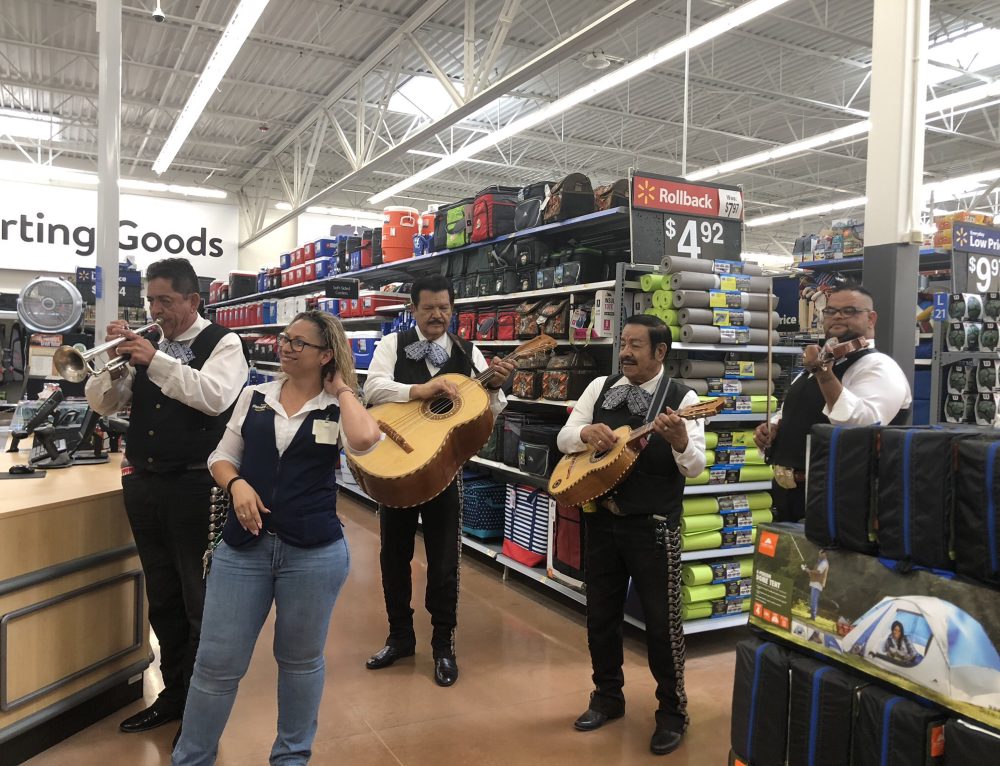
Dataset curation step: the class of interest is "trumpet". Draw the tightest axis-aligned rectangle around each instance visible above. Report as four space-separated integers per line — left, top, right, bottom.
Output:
53 320 164 383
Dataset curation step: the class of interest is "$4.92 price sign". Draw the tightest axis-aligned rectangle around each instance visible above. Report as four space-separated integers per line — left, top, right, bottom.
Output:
664 214 730 260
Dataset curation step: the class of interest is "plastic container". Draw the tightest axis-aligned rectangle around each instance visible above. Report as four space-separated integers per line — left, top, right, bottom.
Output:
381 206 419 262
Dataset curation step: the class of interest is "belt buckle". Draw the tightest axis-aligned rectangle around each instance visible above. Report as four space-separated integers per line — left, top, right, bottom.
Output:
774 465 798 490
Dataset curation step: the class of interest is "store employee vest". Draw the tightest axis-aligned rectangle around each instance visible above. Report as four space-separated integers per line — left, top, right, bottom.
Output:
223 390 343 548
392 328 474 384
592 374 691 525
127 322 237 471
770 348 907 470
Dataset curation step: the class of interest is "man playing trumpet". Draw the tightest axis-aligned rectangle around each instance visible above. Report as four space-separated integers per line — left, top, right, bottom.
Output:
86 258 248 742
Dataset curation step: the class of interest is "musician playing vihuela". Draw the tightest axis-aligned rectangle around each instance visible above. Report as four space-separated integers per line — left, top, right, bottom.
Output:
362 275 515 687
556 313 706 757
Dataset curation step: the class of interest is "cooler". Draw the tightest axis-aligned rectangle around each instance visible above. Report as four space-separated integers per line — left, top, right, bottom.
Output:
382 206 418 262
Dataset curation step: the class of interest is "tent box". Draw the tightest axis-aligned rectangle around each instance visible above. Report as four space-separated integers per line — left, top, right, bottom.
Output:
749 523 1000 731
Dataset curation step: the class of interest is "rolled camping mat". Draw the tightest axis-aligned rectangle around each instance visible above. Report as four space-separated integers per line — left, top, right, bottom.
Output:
678 308 782 330
664 359 681 378
737 465 774 481
680 324 780 345
681 557 754 586
700 395 778 413
669 271 772 292
680 508 773 535
641 273 671 292
682 491 773 516
651 290 675 309
672 290 777 311
680 360 779 379
704 431 757 449
660 255 764 276
669 325 680 341
682 599 751 621
644 307 680 325
704 449 716 467
682 583 727 604
677 379 775 396
681 526 759 552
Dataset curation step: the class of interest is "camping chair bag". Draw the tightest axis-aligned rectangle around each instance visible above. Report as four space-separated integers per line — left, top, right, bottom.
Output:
851 684 946 766
805 424 879 555
730 637 792 766
552 503 584 581
787 656 864 766
954 438 1000 586
503 484 551 567
943 719 1000 761
877 428 959 571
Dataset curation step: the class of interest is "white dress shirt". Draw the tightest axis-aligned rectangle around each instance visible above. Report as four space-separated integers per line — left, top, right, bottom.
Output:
557 368 707 478
772 343 912 426
208 380 372 470
85 315 249 417
364 328 507 418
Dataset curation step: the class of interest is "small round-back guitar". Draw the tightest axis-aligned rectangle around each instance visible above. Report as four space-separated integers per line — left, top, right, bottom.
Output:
347 334 557 508
547 397 726 507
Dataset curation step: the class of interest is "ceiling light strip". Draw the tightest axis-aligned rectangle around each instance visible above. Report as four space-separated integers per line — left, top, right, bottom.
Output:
368 0 794 204
152 0 271 175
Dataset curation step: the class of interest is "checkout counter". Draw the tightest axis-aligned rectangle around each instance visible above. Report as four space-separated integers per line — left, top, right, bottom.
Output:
0 444 149 764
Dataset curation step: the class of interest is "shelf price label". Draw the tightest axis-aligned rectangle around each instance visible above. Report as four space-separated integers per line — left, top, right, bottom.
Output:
664 214 729 260
952 223 1000 293
718 188 743 220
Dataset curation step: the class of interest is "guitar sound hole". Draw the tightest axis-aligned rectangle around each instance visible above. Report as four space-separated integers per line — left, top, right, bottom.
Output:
422 396 459 420
591 448 609 461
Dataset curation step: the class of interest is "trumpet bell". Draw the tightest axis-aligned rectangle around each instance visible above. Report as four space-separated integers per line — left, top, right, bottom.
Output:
52 345 89 383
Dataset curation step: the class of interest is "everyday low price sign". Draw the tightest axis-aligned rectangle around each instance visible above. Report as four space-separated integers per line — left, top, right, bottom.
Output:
951 223 1000 293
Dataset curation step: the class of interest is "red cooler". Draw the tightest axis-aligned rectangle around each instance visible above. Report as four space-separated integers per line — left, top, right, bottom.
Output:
419 210 436 238
382 206 418 262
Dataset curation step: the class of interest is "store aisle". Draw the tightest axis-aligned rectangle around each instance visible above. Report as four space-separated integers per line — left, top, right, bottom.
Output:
26 496 743 765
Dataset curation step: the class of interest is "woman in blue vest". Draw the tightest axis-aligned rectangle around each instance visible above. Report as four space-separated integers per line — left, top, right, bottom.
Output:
173 310 381 766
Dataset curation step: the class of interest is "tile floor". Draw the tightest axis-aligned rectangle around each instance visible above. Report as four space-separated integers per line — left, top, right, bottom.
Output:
25 495 745 765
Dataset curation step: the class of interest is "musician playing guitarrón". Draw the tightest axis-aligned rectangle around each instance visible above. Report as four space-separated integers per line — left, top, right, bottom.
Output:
753 284 911 522
556 314 706 757
85 258 248 740
363 275 515 687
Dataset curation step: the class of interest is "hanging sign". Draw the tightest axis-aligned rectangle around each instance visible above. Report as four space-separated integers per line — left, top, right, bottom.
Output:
951 223 1000 293
630 172 743 264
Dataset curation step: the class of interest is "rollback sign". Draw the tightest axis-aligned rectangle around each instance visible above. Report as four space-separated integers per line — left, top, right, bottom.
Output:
0 180 239 279
630 171 744 264
951 222 1000 293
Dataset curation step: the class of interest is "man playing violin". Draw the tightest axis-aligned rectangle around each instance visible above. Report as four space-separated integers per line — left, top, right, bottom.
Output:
754 284 911 521
556 314 706 756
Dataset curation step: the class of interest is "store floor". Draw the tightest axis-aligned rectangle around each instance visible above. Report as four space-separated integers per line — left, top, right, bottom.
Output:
26 496 744 765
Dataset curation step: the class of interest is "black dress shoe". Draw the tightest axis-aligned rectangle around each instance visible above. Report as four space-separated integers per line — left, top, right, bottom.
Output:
650 727 683 755
119 704 182 733
433 656 459 687
573 708 623 731
366 645 415 670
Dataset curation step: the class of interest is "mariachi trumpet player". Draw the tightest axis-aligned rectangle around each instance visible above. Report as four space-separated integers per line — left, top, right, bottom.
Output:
85 258 248 740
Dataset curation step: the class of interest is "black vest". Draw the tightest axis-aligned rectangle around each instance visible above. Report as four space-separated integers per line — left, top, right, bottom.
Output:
127 322 240 471
770 348 908 469
592 374 692 525
223 390 342 549
392 328 473 384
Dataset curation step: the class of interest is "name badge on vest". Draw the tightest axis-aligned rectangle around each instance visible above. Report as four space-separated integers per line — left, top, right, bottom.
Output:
313 419 340 445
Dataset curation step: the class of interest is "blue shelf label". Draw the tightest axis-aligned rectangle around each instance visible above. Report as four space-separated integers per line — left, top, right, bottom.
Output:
933 292 948 321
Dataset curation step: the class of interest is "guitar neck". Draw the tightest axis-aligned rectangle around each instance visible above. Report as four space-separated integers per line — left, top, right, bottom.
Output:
622 406 717 447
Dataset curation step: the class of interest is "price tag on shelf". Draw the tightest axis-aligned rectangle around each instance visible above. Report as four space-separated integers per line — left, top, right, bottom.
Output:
718 188 743 220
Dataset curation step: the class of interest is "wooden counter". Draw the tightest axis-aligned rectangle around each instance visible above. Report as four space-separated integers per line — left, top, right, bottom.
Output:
0 449 149 765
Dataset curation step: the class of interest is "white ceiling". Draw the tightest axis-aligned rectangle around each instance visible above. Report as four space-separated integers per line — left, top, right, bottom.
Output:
1 0 999 252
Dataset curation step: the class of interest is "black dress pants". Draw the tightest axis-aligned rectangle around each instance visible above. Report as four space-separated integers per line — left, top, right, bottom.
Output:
379 478 462 658
122 468 214 713
583 510 688 732
772 481 806 522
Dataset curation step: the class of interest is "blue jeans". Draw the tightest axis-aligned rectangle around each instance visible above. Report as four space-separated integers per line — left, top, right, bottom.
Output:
172 534 350 766
810 586 821 620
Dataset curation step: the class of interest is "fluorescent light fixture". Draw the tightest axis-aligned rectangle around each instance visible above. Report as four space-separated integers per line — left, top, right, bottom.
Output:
388 77 455 121
0 108 64 142
0 159 226 197
368 0 795 204
926 25 1000 87
407 149 514 169
687 121 871 181
745 196 869 228
742 251 794 267
152 0 271 175
276 202 383 222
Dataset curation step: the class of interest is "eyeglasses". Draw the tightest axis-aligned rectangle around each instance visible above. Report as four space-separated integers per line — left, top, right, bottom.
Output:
277 333 327 352
821 307 872 318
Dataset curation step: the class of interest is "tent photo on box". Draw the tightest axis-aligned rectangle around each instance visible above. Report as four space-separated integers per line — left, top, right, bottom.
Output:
837 596 1000 708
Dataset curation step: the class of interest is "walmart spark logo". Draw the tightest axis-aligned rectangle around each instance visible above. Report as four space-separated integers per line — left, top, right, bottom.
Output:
635 179 656 205
955 228 969 249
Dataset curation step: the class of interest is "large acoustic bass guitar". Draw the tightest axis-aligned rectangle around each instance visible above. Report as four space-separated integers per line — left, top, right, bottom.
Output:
548 396 725 507
347 334 557 507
